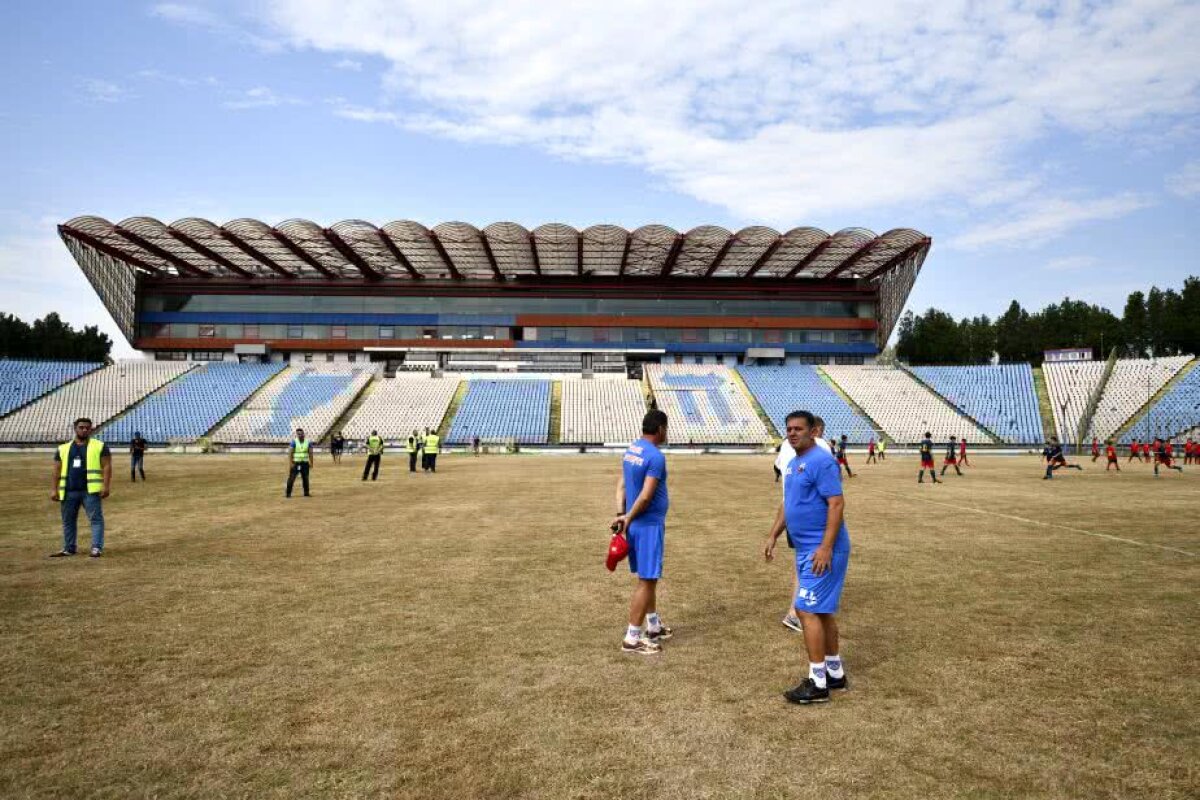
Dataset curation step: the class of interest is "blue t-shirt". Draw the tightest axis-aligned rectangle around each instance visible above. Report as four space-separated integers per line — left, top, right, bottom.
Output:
54 440 111 492
783 445 849 551
622 438 668 524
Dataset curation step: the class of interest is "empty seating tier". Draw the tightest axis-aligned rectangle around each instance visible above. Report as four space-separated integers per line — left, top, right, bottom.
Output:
0 360 102 417
821 365 988 444
737 365 876 443
910 364 1043 444
0 360 195 443
101 362 284 443
1043 360 1105 443
446 379 551 444
342 376 459 440
560 378 647 444
1089 356 1191 441
1120 362 1200 442
212 366 374 444
645 365 769 445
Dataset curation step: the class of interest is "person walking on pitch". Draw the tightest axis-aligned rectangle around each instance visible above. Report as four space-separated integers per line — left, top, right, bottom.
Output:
363 430 384 481
423 429 440 472
1105 440 1121 472
764 410 852 705
286 428 314 497
406 429 419 472
941 435 963 477
129 431 147 482
1127 438 1142 463
877 438 887 461
1090 437 1100 462
959 436 970 467
835 434 855 478
50 418 112 558
866 438 877 464
330 431 346 465
611 410 672 655
918 432 940 484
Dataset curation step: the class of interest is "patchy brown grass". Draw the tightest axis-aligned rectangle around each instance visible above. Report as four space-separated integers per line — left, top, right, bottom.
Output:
0 452 1196 799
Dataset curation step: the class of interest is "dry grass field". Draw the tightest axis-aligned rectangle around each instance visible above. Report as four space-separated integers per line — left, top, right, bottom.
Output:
0 451 1196 799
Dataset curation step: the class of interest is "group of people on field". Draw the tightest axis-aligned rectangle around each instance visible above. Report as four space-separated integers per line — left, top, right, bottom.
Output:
1089 435 1191 476
289 426 444 496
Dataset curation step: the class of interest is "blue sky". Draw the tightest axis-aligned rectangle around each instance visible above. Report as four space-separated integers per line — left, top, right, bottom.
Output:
2 0 1197 357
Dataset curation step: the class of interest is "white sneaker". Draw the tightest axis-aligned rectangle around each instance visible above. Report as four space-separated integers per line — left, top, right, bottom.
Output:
782 614 803 633
621 637 662 655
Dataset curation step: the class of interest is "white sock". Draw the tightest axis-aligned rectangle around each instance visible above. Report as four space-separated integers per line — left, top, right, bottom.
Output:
809 662 827 689
646 612 661 632
625 624 642 643
825 654 844 678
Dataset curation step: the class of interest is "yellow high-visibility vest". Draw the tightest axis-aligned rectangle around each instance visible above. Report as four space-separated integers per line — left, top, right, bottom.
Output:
424 433 440 454
367 435 384 455
58 439 105 499
405 436 416 453
292 439 311 463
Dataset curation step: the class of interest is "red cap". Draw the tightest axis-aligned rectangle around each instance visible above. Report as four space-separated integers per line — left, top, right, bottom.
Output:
606 531 629 572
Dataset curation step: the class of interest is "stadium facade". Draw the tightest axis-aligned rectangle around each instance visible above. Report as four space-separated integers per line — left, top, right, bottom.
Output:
60 216 930 372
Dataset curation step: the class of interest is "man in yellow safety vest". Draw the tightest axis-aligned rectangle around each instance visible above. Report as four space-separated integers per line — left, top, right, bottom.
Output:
49 417 112 558
424 429 441 473
406 429 419 473
286 428 315 498
363 430 384 481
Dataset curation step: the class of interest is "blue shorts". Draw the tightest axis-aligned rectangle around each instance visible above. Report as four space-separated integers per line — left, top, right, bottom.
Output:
627 520 665 580
794 547 850 614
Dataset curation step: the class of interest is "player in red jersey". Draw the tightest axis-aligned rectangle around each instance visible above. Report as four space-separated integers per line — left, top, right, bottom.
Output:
1185 437 1195 465
959 436 970 467
941 436 963 477
1154 438 1183 476
1127 439 1143 463
1090 437 1100 462
1105 440 1120 472
866 438 877 464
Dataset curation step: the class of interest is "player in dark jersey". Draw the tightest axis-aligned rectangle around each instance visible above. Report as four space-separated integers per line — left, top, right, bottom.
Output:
1154 438 1183 476
917 432 940 484
1105 440 1120 472
835 435 855 478
1127 438 1142 463
940 435 963 477
1042 436 1082 479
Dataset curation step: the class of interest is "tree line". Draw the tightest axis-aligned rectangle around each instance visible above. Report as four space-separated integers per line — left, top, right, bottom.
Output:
0 313 113 362
896 277 1200 366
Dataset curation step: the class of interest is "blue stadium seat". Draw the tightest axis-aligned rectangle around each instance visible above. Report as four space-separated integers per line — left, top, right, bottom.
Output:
447 380 551 444
102 362 284 442
910 364 1044 444
737 365 875 442
1120 364 1200 442
0 360 101 417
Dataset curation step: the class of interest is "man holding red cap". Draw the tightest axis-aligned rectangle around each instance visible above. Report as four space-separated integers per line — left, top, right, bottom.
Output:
610 409 671 655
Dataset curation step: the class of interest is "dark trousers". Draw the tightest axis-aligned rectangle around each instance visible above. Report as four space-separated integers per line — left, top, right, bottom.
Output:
363 454 381 481
421 453 430 471
286 462 311 496
426 453 437 472
131 452 145 480
408 451 417 472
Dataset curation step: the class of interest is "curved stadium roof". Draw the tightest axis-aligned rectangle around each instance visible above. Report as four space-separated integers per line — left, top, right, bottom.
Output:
59 216 930 283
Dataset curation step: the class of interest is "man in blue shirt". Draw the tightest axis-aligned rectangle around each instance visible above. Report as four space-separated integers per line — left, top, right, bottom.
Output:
49 417 112 558
764 410 851 704
610 409 671 655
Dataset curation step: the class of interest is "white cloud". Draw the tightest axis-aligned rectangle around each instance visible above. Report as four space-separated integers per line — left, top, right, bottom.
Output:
1166 160 1200 197
79 78 132 103
333 58 362 71
948 194 1152 250
180 0 1196 236
1043 255 1100 272
223 86 303 109
150 3 283 52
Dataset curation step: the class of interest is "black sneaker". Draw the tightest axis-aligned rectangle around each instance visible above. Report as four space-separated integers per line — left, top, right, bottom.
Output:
49 550 75 558
826 672 849 691
646 625 673 642
783 678 830 705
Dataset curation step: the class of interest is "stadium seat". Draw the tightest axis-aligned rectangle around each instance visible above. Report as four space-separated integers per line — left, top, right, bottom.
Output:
100 362 284 443
1119 361 1200 442
0 360 102 418
0 360 195 443
821 365 989 443
645 365 769 445
342 376 459 441
737 365 875 442
910 364 1043 444
1045 356 1191 443
560 377 647 444
446 379 551 444
212 365 376 444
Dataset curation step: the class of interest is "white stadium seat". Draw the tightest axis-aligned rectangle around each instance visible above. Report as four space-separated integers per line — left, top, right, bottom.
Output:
560 377 647 444
821 365 988 444
341 376 459 441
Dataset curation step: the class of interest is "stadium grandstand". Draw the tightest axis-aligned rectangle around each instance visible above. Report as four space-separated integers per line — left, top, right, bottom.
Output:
560 376 647 445
1121 361 1200 443
1087 356 1191 442
341 375 459 441
645 364 769 444
822 365 991 443
737 365 875 442
909 364 1043 444
211 365 375 444
0 360 102 417
446 378 552 445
